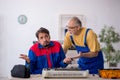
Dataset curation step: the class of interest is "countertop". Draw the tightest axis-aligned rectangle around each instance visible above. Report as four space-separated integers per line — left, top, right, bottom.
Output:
9 74 119 80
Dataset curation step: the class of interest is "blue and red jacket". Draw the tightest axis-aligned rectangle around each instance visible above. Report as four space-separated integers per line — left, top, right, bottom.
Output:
26 41 68 74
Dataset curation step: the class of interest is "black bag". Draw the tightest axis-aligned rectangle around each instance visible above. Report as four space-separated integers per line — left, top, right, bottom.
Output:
11 64 30 78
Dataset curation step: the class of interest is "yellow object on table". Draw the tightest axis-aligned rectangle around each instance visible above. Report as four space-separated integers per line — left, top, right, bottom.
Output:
99 69 120 79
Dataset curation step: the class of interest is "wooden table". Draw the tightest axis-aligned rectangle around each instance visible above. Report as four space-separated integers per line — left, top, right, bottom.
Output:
9 74 119 80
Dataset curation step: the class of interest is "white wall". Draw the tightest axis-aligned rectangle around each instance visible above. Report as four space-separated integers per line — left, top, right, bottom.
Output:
0 0 120 77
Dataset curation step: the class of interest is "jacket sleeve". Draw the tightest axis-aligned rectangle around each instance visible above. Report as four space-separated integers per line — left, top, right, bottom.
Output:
25 50 41 74
59 47 68 68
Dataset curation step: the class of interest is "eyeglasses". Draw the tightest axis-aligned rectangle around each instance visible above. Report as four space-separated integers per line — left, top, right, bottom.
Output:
66 26 77 29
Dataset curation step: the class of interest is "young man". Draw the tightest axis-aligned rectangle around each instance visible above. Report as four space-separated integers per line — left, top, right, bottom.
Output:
20 27 71 74
62 17 104 74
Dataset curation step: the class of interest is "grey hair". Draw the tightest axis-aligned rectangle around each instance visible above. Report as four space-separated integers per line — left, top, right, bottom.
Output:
70 17 82 27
